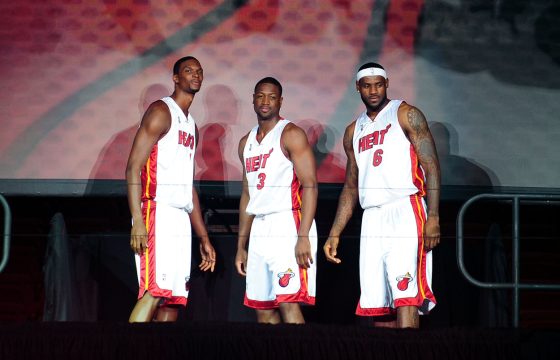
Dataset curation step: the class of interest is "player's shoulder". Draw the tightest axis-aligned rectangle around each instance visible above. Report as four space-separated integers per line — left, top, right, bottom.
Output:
282 120 304 135
279 121 308 143
397 101 424 117
238 130 251 148
344 118 358 138
140 100 171 131
144 99 171 120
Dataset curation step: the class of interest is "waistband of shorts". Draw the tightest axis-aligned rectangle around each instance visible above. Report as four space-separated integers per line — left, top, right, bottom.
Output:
364 194 423 211
142 200 191 212
253 208 300 219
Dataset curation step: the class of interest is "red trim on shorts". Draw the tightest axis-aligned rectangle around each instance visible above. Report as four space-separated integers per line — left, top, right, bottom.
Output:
277 293 316 305
161 297 187 307
409 195 436 309
244 293 278 309
137 200 174 301
141 143 158 201
277 266 315 306
289 181 314 307
394 297 422 308
356 303 396 317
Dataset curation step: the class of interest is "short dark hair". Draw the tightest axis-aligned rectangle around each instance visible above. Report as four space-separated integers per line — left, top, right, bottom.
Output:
358 62 385 71
173 56 199 75
254 77 282 96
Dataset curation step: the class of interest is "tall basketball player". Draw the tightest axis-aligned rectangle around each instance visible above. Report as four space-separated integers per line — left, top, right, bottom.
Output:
235 77 318 324
126 56 216 322
324 63 440 328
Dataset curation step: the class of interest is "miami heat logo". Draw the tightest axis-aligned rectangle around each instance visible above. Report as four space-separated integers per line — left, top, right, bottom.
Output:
396 272 413 291
278 269 295 287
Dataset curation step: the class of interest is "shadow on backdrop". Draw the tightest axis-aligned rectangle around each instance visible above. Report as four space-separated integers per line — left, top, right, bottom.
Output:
86 84 170 194
430 121 509 327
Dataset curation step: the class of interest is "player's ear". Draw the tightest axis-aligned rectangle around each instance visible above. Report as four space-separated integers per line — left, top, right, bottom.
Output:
173 73 179 84
386 78 389 89
356 80 360 92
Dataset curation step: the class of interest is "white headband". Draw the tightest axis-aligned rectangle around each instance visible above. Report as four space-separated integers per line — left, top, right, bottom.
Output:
356 67 387 81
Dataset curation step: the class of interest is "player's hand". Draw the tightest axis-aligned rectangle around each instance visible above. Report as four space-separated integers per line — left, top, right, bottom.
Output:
199 238 216 272
323 236 341 264
130 222 148 256
235 248 248 276
295 235 313 269
424 215 440 251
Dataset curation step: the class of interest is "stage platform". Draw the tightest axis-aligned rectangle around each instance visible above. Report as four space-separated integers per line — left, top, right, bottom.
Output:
1 322 558 360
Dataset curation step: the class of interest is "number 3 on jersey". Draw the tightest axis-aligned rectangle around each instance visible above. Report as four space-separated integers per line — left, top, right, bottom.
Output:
256 173 266 190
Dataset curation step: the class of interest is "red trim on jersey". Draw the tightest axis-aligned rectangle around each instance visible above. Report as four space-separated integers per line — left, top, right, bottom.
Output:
356 304 396 317
409 195 436 309
137 200 176 302
291 170 302 212
409 144 426 197
244 294 277 310
141 144 158 202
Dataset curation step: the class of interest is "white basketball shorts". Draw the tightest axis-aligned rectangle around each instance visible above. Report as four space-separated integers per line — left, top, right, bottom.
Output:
357 195 436 316
244 210 317 309
135 200 192 306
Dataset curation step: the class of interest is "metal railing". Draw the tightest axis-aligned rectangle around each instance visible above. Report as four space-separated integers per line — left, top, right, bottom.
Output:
456 193 560 327
0 194 12 274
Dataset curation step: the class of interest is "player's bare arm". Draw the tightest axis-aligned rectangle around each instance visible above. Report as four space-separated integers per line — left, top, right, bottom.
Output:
126 101 171 256
324 121 359 264
189 124 216 272
399 103 441 251
236 134 255 276
282 123 318 269
190 188 216 272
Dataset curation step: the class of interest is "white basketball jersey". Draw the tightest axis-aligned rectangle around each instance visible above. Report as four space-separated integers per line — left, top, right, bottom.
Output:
244 120 301 216
353 100 425 208
141 96 195 212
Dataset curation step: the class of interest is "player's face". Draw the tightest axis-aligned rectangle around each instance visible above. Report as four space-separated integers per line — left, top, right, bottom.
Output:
253 83 282 121
174 59 203 94
357 76 388 110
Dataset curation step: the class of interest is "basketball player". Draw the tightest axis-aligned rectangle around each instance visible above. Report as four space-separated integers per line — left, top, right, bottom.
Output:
235 77 318 324
126 56 216 322
323 63 440 328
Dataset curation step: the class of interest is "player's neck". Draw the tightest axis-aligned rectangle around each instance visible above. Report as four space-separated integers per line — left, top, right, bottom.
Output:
366 98 390 120
170 91 195 115
257 117 280 137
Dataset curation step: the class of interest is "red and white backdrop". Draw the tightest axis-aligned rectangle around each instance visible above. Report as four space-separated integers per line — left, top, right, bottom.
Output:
1 0 558 192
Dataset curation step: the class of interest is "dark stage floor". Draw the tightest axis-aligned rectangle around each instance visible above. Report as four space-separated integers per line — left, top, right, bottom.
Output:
1 322 559 360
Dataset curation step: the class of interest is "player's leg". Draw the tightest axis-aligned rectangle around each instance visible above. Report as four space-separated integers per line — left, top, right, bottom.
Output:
357 208 391 324
278 302 305 324
245 217 278 321
153 206 191 321
129 292 160 322
372 314 397 328
271 212 316 324
154 305 179 322
386 196 427 329
256 309 282 324
396 306 419 328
